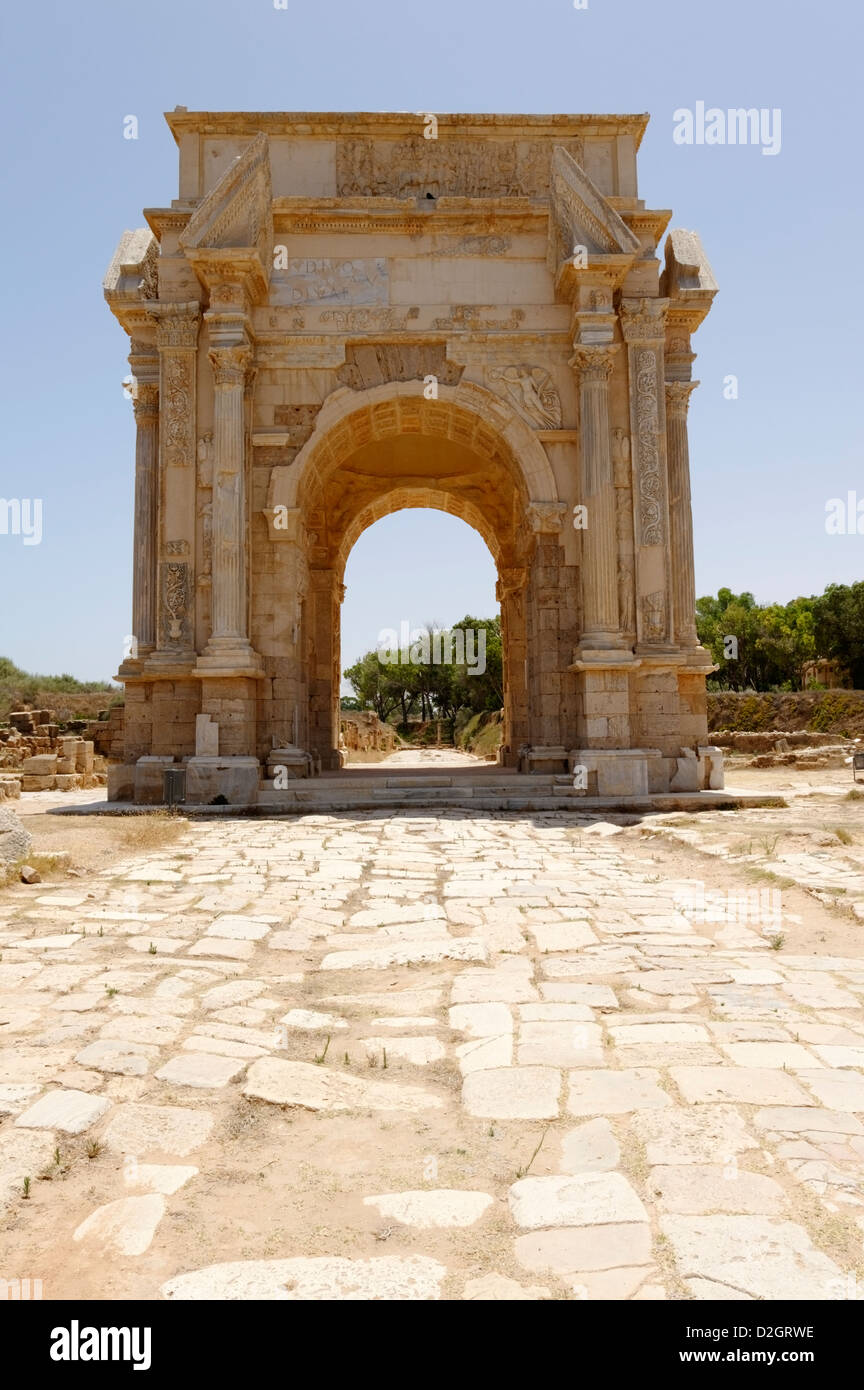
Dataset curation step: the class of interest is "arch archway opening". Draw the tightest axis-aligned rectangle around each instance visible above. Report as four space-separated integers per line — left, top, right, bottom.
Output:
339 506 503 757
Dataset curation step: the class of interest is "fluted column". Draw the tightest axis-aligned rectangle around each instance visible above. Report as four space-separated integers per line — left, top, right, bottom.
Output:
665 380 700 647
204 344 253 656
130 377 159 656
570 346 621 649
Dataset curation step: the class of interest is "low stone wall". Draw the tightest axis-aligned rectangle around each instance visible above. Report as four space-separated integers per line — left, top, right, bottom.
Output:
709 729 845 753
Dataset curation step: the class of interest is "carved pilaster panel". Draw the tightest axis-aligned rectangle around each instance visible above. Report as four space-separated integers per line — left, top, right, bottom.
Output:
633 347 664 547
159 560 192 649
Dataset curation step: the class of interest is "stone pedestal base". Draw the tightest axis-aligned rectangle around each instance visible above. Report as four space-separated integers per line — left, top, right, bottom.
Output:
185 756 260 806
107 764 136 802
195 648 265 679
519 745 569 774
698 745 725 790
569 747 660 797
134 755 176 805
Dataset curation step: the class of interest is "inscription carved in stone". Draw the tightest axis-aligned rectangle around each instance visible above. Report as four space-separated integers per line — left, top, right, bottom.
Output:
272 258 388 307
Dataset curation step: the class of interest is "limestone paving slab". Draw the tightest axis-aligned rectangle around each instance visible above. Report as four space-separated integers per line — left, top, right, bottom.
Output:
462 1066 561 1119
363 1189 493 1228
671 1067 811 1107
155 1054 249 1089
243 1057 443 1112
101 1104 216 1157
162 1255 447 1301
560 1118 621 1173
515 1223 653 1275
73 1195 166 1257
661 1215 845 1300
567 1069 671 1117
649 1164 787 1215
630 1106 760 1165
509 1173 648 1229
15 1089 111 1135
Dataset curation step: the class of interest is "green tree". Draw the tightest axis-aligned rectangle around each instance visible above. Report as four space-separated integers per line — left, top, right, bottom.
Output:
813 582 864 687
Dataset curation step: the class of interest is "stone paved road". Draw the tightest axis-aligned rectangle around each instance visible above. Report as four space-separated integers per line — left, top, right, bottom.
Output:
2 809 864 1301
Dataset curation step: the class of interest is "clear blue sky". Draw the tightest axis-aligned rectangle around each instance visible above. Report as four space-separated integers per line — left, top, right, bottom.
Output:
1 0 861 684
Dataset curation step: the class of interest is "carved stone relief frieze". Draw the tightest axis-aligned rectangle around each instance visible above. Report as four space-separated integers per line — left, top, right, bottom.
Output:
641 589 667 644
431 305 526 332
488 364 563 430
336 344 463 392
335 138 583 199
319 306 419 332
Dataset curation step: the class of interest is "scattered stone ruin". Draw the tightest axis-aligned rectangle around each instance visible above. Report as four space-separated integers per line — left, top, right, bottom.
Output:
340 711 399 755
0 709 107 798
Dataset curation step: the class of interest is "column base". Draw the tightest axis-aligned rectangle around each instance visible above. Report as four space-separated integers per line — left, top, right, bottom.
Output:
682 643 717 673
142 649 197 678
196 641 264 679
116 646 155 680
577 632 629 653
569 646 639 672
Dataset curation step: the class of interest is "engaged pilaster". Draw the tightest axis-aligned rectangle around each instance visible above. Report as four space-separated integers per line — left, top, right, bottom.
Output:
619 297 676 652
569 345 622 650
203 343 254 658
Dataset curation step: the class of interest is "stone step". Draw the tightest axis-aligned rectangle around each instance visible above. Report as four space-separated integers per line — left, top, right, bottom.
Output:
384 776 453 788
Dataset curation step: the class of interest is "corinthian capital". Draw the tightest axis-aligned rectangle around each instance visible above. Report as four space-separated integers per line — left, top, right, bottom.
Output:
131 382 159 421
209 343 253 388
619 297 668 342
526 501 567 534
568 344 619 382
496 566 528 599
151 301 201 350
664 380 700 416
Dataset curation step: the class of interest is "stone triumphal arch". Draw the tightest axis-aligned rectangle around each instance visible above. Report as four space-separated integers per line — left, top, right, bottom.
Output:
105 110 722 805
